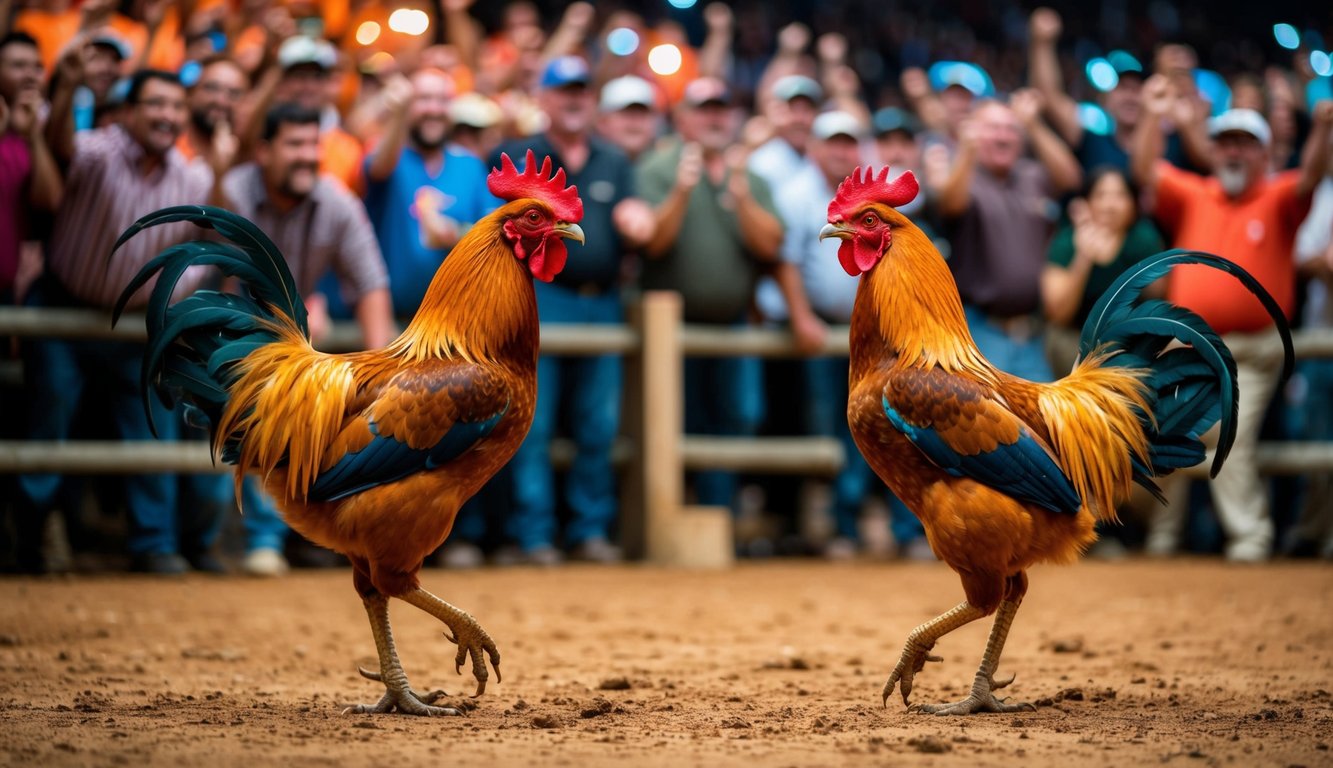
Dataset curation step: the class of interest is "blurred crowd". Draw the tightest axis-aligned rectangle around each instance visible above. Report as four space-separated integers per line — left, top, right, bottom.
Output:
1 0 1332 575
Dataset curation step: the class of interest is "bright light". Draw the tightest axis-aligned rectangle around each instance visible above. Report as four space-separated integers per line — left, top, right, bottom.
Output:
606 27 639 57
1273 23 1301 50
387 8 429 36
647 44 682 76
1313 50 1333 77
1077 102 1113 136
667 0 697 7
356 20 382 46
1085 58 1119 93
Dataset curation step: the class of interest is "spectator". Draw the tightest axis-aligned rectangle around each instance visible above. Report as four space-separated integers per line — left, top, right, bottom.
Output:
447 92 503 161
1 31 61 303
749 74 823 190
1040 167 1163 376
489 55 654 566
637 76 784 513
1131 77 1333 561
596 75 660 163
20 68 235 575
1026 7 1207 175
214 102 393 575
177 55 246 162
926 93 1082 382
272 35 363 194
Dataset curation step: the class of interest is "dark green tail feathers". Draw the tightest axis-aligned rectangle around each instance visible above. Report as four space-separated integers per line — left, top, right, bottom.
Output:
111 205 309 442
1077 249 1294 494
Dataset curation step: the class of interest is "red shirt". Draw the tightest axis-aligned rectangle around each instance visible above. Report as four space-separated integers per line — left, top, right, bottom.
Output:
0 132 32 298
1155 161 1311 335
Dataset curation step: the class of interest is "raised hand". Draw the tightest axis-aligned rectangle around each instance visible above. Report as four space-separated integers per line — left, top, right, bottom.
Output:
777 22 810 55
676 142 704 192
1011 88 1045 129
1141 74 1174 118
1028 7 1062 44
704 2 733 33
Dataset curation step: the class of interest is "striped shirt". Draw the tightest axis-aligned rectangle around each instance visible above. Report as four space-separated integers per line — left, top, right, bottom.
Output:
46 125 215 309
221 163 388 300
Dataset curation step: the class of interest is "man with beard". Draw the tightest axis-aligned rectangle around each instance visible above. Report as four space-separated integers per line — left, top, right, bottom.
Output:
363 67 494 321
637 76 784 519
1132 78 1333 561
178 55 247 163
481 55 654 567
21 68 235 574
270 35 363 194
215 103 392 575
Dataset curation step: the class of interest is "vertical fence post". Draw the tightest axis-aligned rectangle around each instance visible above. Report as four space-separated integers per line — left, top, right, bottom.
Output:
621 291 683 563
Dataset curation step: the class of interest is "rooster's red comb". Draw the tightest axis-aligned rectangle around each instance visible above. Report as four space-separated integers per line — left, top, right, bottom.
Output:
827 167 919 222
488 150 584 223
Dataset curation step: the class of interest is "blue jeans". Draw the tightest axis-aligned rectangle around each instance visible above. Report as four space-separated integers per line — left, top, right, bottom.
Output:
184 468 289 552
685 327 765 509
962 304 1054 383
19 277 184 556
804 356 923 543
505 282 622 550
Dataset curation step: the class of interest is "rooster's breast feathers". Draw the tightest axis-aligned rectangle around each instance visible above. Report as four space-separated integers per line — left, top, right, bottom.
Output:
307 359 513 502
878 367 1081 515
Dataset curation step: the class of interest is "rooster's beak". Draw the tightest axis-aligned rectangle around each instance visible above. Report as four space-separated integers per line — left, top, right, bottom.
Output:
819 222 852 241
555 222 586 244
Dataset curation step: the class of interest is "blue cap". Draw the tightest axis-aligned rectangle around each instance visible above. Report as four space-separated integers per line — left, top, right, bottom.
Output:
927 61 994 98
541 56 591 89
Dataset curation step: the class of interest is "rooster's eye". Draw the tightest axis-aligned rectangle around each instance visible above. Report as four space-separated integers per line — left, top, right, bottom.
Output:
526 210 541 224
862 213 879 228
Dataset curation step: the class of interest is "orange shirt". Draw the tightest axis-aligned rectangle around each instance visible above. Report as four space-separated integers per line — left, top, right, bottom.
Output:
1156 161 1310 335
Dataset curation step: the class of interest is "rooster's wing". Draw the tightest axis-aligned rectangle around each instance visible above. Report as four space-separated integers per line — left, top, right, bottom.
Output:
881 367 1081 515
308 360 512 502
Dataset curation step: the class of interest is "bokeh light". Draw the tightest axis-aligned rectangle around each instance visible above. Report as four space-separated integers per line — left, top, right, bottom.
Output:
1085 59 1119 93
648 44 683 76
1312 51 1333 78
1077 102 1113 136
667 0 697 8
356 21 382 46
606 27 640 57
1273 23 1301 50
387 8 429 36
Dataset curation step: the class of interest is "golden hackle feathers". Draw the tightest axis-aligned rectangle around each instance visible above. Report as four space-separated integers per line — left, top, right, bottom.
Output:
1036 354 1153 521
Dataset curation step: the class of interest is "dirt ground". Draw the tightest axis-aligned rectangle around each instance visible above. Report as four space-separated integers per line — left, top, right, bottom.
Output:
1 560 1331 768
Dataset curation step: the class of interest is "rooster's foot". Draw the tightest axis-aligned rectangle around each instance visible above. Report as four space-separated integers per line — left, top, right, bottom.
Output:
882 639 942 707
343 668 473 716
441 615 502 697
908 680 1034 716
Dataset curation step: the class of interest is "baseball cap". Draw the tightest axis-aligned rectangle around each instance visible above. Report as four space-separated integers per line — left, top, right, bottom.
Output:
871 107 921 138
540 55 591 89
1207 108 1271 147
599 75 656 112
812 110 864 140
771 74 823 104
278 35 337 71
89 32 131 61
927 61 994 97
449 92 502 128
682 77 730 108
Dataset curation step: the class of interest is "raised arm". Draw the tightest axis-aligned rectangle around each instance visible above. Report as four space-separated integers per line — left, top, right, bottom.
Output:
439 0 481 72
642 143 701 259
728 151 783 262
1013 88 1082 193
10 90 63 210
1026 8 1082 147
45 40 85 168
933 122 978 219
697 3 733 80
1130 75 1173 192
1297 102 1333 199
901 67 948 135
364 75 415 184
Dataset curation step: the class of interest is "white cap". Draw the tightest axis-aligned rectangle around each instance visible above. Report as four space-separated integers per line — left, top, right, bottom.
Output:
599 75 657 112
1207 108 1271 147
449 92 503 128
812 110 865 140
278 36 337 71
771 74 823 103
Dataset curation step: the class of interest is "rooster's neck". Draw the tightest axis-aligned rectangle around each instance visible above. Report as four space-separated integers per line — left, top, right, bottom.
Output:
389 231 538 367
852 225 998 383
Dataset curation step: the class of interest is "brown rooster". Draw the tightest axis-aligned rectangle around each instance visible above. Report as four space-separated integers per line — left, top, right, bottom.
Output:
114 151 585 716
818 167 1291 715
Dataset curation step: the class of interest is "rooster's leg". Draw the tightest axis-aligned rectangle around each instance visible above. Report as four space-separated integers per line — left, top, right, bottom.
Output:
911 574 1036 716
399 588 502 697
343 594 464 716
883 601 986 707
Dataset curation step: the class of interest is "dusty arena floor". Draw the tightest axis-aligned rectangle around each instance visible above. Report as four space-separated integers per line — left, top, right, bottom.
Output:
2 560 1331 767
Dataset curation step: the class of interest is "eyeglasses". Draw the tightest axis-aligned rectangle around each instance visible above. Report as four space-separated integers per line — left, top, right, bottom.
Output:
197 81 245 99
